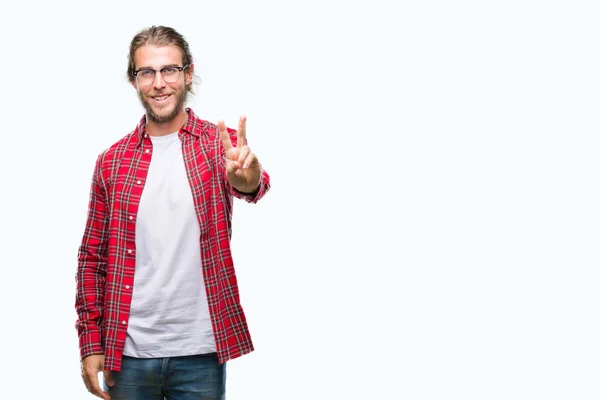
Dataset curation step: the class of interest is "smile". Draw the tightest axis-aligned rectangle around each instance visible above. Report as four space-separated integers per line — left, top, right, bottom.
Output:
152 94 171 102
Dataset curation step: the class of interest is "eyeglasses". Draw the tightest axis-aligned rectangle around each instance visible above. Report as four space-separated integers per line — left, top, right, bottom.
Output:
133 64 188 85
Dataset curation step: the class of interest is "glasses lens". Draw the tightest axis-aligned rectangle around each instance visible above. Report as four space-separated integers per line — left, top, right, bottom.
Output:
137 70 155 85
162 67 181 84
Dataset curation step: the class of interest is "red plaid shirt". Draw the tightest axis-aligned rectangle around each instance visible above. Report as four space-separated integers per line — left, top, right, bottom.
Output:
75 108 270 371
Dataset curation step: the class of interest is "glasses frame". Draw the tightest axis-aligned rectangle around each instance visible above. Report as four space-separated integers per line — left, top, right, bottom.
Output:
133 64 189 85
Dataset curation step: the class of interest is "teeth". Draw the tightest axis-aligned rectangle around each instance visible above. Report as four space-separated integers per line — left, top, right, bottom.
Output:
154 95 168 101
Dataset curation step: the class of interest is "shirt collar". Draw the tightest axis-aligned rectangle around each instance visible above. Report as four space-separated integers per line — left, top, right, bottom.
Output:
134 107 202 147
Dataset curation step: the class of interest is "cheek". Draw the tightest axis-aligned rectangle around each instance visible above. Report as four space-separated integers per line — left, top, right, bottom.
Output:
170 82 186 93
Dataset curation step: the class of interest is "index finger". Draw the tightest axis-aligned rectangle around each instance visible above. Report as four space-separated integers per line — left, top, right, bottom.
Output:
218 120 233 152
236 115 247 148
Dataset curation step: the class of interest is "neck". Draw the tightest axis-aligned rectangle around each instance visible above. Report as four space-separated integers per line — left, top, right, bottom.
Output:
146 107 189 136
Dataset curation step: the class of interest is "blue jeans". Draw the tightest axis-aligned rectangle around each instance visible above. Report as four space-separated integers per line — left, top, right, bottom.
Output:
104 353 226 400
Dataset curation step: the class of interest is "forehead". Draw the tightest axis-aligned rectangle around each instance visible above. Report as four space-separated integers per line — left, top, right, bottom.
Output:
134 44 183 68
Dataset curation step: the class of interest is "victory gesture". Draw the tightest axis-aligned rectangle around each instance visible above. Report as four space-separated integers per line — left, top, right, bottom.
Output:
218 116 261 194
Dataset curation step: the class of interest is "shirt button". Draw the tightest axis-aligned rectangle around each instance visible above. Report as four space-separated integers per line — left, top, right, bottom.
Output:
144 134 149 138
128 249 133 254
145 149 150 154
129 216 134 220
125 285 130 289
137 180 142 185
122 320 127 325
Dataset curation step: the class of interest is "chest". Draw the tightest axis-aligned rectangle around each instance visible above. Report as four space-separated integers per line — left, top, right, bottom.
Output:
104 139 217 231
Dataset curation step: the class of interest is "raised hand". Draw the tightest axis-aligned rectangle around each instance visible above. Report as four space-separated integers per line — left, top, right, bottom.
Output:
218 115 261 193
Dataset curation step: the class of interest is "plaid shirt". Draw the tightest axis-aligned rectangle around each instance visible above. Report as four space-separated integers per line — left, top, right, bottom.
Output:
75 108 270 371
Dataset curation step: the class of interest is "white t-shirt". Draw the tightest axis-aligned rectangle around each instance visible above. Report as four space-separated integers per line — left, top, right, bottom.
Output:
123 131 216 357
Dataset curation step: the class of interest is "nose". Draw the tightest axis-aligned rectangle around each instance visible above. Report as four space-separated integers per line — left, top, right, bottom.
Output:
152 71 167 90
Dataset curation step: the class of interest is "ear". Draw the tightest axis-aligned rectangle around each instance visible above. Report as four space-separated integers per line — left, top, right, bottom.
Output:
185 64 195 85
129 76 138 90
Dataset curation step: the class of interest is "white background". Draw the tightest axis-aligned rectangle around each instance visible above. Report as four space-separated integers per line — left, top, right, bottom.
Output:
1 0 599 399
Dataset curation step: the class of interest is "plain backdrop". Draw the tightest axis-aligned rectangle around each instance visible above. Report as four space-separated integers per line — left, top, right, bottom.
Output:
0 0 599 399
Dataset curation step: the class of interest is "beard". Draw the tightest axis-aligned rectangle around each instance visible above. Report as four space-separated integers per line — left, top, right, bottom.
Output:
138 88 187 124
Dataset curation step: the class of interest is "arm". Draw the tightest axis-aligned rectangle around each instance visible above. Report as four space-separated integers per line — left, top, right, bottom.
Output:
75 154 109 360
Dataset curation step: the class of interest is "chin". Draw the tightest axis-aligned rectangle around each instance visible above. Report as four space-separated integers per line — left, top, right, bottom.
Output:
151 109 178 123
140 91 186 124
144 101 176 123
154 104 174 116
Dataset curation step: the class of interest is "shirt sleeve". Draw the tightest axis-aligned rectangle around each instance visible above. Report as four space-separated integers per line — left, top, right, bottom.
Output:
74 153 109 359
231 168 271 203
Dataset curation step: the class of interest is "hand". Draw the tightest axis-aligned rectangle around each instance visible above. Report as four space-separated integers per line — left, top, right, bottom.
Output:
81 354 113 400
218 115 261 193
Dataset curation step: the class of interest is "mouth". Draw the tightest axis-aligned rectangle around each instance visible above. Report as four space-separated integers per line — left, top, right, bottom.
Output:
151 94 171 103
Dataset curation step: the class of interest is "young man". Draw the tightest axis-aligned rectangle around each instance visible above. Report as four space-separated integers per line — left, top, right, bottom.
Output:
75 25 271 400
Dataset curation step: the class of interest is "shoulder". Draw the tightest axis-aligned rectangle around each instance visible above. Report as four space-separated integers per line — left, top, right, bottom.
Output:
97 113 147 165
97 131 138 166
92 131 138 189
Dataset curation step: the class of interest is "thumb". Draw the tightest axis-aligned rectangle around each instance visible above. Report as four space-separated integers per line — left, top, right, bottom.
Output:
103 370 115 387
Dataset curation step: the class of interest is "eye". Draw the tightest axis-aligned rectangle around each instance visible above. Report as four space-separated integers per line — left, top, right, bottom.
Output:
139 70 154 77
163 67 178 75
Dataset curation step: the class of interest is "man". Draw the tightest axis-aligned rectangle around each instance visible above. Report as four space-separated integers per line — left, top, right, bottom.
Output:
75 25 270 400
